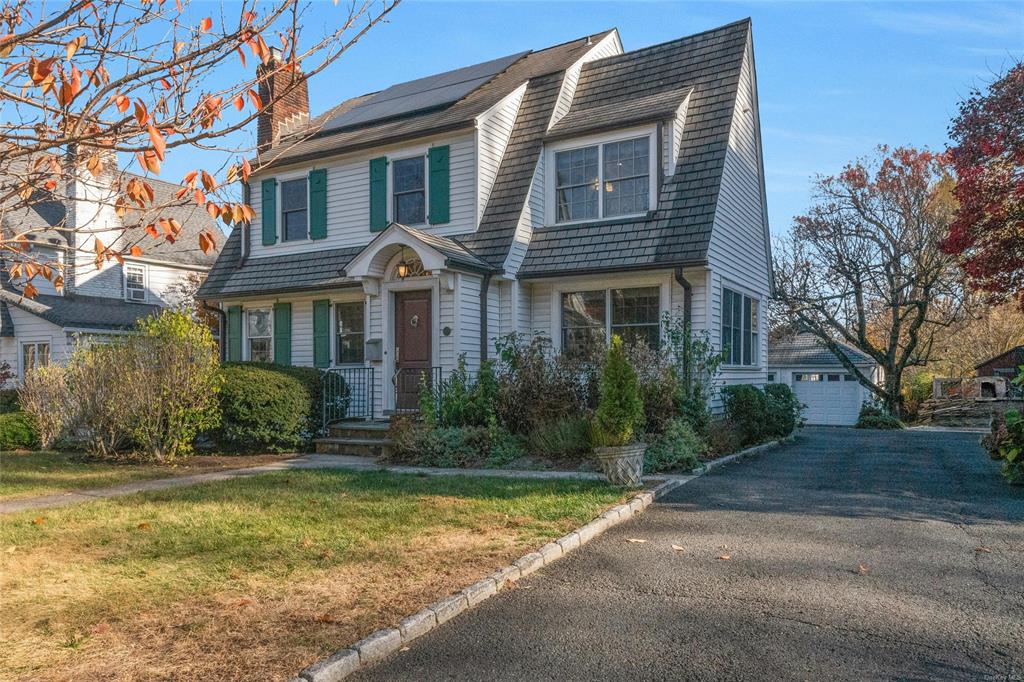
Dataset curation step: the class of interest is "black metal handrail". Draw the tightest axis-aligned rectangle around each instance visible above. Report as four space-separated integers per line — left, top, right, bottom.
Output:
322 366 375 428
393 366 442 413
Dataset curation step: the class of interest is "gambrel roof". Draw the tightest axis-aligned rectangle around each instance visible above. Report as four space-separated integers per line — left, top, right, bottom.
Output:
201 19 761 298
517 19 752 277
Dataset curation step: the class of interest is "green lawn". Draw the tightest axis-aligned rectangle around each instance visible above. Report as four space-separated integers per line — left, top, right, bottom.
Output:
0 451 290 501
0 469 622 681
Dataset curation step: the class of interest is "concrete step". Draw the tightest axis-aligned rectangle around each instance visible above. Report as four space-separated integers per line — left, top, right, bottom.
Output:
314 437 393 458
327 420 392 440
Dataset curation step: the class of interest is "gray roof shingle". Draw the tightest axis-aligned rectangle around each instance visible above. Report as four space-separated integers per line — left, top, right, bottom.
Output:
0 289 161 331
258 32 613 170
518 19 751 278
768 333 875 367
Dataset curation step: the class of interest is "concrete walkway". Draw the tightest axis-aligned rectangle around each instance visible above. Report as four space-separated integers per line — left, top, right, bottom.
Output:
0 454 693 515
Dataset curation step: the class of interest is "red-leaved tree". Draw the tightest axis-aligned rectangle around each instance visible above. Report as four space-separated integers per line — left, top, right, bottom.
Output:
941 62 1024 309
0 0 398 295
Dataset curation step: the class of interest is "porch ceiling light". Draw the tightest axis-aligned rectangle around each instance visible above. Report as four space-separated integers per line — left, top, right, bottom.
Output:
396 247 410 279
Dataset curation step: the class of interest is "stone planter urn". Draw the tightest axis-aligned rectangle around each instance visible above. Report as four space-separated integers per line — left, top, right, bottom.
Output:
594 443 646 487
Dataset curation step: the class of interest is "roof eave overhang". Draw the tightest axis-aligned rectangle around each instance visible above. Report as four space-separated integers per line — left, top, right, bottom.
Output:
255 121 477 174
518 258 707 280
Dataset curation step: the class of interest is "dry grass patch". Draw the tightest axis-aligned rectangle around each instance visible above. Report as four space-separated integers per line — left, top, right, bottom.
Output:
0 469 623 681
0 451 293 501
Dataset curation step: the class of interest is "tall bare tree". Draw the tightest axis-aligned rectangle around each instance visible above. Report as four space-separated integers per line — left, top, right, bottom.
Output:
774 146 965 417
0 0 398 294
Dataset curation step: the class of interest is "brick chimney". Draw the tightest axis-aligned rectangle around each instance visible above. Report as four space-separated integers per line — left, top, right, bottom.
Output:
257 48 310 153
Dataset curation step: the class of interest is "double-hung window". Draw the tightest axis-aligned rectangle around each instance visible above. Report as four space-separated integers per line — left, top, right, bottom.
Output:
561 286 661 357
554 135 651 223
21 342 49 373
721 287 759 366
247 309 272 362
392 157 426 224
124 264 147 302
280 178 308 241
335 301 365 364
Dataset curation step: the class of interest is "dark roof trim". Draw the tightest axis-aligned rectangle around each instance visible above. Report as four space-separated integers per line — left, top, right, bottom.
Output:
518 258 706 280
256 121 475 174
974 345 1024 370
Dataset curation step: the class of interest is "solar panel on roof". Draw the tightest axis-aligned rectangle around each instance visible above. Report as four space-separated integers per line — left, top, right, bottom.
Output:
323 51 529 132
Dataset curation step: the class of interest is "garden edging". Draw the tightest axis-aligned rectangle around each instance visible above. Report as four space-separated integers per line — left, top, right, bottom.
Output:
295 436 791 682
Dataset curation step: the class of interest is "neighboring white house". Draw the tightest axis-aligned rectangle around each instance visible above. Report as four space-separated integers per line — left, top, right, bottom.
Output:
199 19 773 417
0 158 222 381
768 332 883 426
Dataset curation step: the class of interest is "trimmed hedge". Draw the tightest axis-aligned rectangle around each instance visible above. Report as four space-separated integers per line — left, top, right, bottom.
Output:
722 383 803 447
855 404 904 430
0 411 39 450
215 363 323 452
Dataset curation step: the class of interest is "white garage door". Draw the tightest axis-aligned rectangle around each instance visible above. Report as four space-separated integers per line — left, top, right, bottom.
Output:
793 373 862 426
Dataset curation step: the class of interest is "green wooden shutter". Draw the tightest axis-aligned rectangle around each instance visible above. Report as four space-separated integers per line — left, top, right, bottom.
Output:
428 145 450 225
261 178 277 246
313 299 331 368
369 157 388 232
227 305 242 362
273 302 292 365
309 169 327 240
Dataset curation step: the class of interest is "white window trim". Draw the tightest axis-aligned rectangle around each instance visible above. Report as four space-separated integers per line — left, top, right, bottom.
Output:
277 170 311 243
720 284 762 369
388 149 430 227
331 295 368 367
244 307 273 362
20 339 52 376
550 273 671 353
123 262 148 302
544 124 658 227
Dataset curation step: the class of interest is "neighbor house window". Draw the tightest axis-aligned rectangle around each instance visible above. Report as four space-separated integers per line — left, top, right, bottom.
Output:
554 135 651 223
393 156 425 224
335 301 364 364
247 309 272 362
124 264 147 302
21 342 49 373
561 286 660 357
722 287 759 366
280 177 308 241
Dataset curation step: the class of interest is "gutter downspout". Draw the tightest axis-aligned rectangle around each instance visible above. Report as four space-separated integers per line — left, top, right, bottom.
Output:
673 267 693 389
202 300 227 362
479 273 493 362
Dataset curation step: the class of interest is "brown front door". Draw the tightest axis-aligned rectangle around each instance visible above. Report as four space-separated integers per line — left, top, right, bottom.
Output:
394 290 432 411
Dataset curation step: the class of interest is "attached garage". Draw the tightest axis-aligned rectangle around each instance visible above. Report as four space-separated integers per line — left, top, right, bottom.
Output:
768 333 882 426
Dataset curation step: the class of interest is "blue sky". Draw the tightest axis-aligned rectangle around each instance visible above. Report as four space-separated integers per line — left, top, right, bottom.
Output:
180 1 1024 237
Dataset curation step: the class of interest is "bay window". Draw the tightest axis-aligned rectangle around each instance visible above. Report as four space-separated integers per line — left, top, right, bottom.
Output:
561 286 660 357
554 134 651 224
335 301 365 364
247 309 272 362
722 287 759 366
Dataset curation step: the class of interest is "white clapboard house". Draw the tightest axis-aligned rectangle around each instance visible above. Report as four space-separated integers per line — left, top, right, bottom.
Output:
198 19 772 433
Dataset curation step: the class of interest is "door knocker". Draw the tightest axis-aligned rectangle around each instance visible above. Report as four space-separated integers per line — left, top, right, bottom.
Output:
409 314 420 328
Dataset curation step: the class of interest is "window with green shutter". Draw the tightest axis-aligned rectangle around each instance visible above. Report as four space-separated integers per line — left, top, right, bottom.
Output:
369 157 388 232
261 178 277 245
309 169 327 240
313 299 331 368
273 302 292 365
227 305 242 361
428 145 450 224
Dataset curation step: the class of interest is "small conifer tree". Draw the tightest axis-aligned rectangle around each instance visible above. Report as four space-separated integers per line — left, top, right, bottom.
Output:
593 335 645 447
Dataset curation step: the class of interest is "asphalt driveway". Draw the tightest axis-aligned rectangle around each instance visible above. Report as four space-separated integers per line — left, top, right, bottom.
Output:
354 427 1024 681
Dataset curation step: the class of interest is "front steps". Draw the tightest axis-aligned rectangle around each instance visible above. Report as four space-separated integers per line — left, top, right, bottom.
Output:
314 420 393 457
